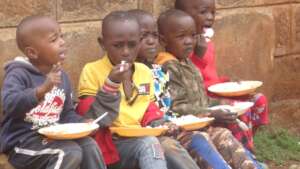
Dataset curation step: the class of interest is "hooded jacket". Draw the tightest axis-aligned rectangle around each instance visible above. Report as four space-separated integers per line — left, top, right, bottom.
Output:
0 57 83 153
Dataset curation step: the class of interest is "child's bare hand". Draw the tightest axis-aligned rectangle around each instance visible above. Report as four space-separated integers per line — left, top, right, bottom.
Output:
210 109 237 124
108 61 131 83
44 63 62 89
164 122 181 137
36 63 62 100
194 34 207 58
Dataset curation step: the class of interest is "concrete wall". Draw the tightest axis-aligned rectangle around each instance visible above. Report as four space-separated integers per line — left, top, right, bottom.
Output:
0 0 300 119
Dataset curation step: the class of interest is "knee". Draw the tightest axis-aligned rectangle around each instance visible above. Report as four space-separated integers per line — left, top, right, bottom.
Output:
63 144 83 164
160 137 182 153
140 136 161 147
139 136 165 159
193 132 210 140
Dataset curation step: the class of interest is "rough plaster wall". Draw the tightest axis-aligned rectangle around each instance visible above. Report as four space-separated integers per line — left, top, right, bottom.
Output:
1 0 300 167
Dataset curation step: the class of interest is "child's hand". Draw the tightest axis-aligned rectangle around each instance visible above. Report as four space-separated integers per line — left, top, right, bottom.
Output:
230 76 242 84
164 122 181 137
108 61 131 83
84 118 94 123
36 63 62 100
44 63 62 89
194 34 207 58
210 109 237 124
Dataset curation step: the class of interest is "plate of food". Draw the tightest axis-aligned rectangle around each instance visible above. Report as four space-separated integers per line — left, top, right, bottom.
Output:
170 115 215 131
109 126 168 137
38 123 99 140
207 81 263 97
208 101 254 116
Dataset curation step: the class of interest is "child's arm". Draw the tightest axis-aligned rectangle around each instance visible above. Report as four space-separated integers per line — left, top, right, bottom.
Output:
84 79 121 127
59 72 85 123
194 34 207 58
1 70 39 117
163 62 207 115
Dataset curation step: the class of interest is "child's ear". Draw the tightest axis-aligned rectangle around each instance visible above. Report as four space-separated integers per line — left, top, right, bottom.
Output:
97 36 105 50
24 47 38 60
159 34 166 47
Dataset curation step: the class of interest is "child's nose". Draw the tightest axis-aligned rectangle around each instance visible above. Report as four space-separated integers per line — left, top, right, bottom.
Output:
207 13 214 20
147 36 155 45
59 38 65 46
122 46 130 57
184 36 193 45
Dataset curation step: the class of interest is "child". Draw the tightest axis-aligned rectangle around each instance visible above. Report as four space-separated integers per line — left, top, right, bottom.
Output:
175 0 269 152
77 11 168 169
156 9 261 169
128 9 201 169
0 16 106 169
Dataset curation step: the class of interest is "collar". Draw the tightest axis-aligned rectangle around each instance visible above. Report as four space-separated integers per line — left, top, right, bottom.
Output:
154 52 177 65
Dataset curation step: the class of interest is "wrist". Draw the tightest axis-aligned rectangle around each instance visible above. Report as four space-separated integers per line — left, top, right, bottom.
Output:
35 85 48 100
101 78 121 94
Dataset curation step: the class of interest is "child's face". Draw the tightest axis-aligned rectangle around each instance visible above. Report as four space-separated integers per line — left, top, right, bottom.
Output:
137 15 159 64
182 0 215 33
30 18 66 66
101 20 140 65
163 16 196 60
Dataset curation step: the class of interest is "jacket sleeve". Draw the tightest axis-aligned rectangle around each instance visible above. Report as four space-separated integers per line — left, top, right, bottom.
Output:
59 72 84 123
85 90 121 128
1 69 39 118
163 62 207 115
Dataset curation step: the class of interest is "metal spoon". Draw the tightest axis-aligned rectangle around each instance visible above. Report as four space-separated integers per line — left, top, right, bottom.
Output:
92 112 108 124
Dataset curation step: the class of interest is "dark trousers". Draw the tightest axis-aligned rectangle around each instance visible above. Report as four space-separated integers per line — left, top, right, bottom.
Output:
7 136 106 169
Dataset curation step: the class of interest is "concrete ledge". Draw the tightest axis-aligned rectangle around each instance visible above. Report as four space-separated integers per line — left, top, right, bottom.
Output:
0 154 14 169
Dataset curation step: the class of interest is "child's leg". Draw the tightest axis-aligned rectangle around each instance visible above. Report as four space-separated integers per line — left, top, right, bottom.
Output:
8 136 83 169
189 132 231 169
75 137 106 169
207 127 257 169
159 136 199 169
112 136 167 169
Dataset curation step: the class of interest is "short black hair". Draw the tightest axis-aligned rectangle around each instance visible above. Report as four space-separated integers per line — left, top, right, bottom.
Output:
174 0 187 10
102 10 138 37
157 9 190 35
127 9 153 24
16 15 50 52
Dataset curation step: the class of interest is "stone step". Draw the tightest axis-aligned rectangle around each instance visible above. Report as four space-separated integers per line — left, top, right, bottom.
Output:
0 154 14 169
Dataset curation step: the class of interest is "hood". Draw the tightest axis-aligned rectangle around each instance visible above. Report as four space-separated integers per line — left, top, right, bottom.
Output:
154 52 177 65
4 56 41 75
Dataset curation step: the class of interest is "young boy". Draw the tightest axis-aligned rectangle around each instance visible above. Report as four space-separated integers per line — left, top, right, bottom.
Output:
156 9 260 169
175 0 269 152
77 11 168 169
0 16 106 169
128 9 201 169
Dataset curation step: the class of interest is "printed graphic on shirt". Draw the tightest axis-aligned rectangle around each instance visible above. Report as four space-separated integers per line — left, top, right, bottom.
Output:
138 83 150 95
24 86 65 129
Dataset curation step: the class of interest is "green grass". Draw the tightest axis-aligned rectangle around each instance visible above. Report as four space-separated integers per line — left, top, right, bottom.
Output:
254 126 300 165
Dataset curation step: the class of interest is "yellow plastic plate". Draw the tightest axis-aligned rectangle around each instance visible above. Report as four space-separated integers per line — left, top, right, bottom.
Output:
38 123 99 140
109 126 168 137
208 81 263 97
178 117 215 131
208 102 254 116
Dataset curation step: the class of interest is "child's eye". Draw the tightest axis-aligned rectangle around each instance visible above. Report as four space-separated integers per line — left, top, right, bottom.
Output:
50 37 57 42
114 44 123 48
128 42 137 48
152 32 159 38
176 34 185 39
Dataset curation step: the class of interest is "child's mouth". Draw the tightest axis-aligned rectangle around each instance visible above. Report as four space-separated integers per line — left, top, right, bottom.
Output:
59 50 67 60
